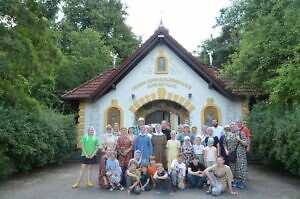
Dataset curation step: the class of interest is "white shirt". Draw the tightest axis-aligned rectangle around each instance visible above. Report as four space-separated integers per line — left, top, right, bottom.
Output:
170 160 186 176
193 144 205 155
205 146 217 162
213 125 224 139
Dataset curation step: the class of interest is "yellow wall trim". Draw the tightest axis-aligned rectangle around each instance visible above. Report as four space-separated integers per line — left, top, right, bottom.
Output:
77 101 86 147
129 88 195 113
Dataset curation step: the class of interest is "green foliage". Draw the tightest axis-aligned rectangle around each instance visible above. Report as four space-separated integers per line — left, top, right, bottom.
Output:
0 0 63 109
63 0 140 61
223 0 300 105
0 107 76 178
56 28 112 97
249 103 300 176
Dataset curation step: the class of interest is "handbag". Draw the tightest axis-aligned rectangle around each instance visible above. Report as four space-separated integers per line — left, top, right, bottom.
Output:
228 132 241 163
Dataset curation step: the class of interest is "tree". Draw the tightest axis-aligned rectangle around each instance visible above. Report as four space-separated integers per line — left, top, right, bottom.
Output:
55 28 112 98
0 0 63 109
224 0 300 105
63 0 140 61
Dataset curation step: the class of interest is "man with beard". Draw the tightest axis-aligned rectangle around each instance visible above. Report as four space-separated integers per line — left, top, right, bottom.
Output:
161 120 171 140
212 119 224 140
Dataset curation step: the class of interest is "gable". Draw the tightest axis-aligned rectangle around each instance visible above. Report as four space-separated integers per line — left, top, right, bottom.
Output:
61 26 256 101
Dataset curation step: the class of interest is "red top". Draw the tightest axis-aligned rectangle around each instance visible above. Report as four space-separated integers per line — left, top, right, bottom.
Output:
241 127 251 138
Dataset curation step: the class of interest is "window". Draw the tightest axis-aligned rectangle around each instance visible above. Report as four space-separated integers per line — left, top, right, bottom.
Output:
107 107 120 125
204 106 218 126
156 56 168 73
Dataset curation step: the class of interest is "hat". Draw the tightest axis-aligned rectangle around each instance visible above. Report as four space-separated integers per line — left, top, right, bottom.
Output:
224 125 230 129
138 117 145 121
184 136 190 140
183 124 189 128
207 137 214 144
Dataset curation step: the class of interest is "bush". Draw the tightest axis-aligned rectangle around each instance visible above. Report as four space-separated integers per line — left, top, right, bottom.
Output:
248 103 300 176
0 107 76 178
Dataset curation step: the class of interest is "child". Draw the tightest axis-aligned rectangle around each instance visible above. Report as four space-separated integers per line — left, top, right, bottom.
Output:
106 151 124 191
153 163 173 195
148 156 157 187
98 147 111 189
72 126 99 189
169 154 186 190
204 137 217 167
140 164 152 191
126 160 141 194
193 136 205 165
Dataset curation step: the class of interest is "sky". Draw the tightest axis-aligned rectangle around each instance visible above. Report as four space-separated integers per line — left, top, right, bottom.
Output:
121 0 232 53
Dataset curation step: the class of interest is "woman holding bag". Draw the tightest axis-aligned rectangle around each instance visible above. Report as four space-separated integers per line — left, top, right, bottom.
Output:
224 122 248 189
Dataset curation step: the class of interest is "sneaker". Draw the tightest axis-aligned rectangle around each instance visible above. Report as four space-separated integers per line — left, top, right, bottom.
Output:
206 186 212 194
237 180 245 189
120 186 125 191
109 187 114 192
86 181 93 187
232 180 237 187
156 191 161 194
169 192 174 195
71 183 80 189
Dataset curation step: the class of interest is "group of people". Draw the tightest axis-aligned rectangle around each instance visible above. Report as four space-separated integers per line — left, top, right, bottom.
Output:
71 118 251 196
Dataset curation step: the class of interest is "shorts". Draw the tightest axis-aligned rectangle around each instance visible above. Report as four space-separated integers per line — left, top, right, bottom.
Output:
80 156 97 164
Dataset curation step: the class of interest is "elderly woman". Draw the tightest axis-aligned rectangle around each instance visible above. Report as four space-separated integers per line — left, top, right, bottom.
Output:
102 124 118 152
181 136 194 166
224 122 248 189
204 156 238 196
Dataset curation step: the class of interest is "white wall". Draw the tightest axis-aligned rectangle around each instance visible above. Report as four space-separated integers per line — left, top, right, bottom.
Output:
83 44 242 142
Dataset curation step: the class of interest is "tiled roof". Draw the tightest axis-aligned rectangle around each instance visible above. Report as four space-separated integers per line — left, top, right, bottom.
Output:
61 26 257 101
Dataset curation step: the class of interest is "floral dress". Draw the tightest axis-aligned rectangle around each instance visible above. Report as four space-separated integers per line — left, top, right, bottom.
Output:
224 130 248 182
117 135 132 169
181 143 194 166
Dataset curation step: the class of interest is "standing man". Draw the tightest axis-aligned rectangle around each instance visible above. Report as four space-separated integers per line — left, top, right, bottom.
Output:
237 120 251 152
134 117 145 136
212 119 224 140
134 125 153 164
161 120 171 140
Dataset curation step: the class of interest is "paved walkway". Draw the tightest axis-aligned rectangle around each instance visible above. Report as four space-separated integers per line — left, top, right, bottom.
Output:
0 163 299 199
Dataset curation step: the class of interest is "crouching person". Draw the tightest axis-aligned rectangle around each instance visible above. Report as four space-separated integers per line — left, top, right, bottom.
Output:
204 156 238 196
106 151 124 191
169 154 186 190
140 164 152 191
153 163 173 195
187 157 206 189
126 160 141 194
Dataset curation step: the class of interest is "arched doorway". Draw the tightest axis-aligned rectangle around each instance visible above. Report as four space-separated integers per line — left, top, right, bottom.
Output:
135 100 189 129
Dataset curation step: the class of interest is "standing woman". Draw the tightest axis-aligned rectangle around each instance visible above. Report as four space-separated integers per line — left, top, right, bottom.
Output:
225 122 248 189
72 126 99 188
128 127 136 144
152 124 167 168
102 124 118 152
117 127 133 170
181 136 194 166
166 130 181 171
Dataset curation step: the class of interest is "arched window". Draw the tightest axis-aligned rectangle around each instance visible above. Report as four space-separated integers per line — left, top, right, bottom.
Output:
156 56 167 73
107 107 120 126
204 106 218 126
